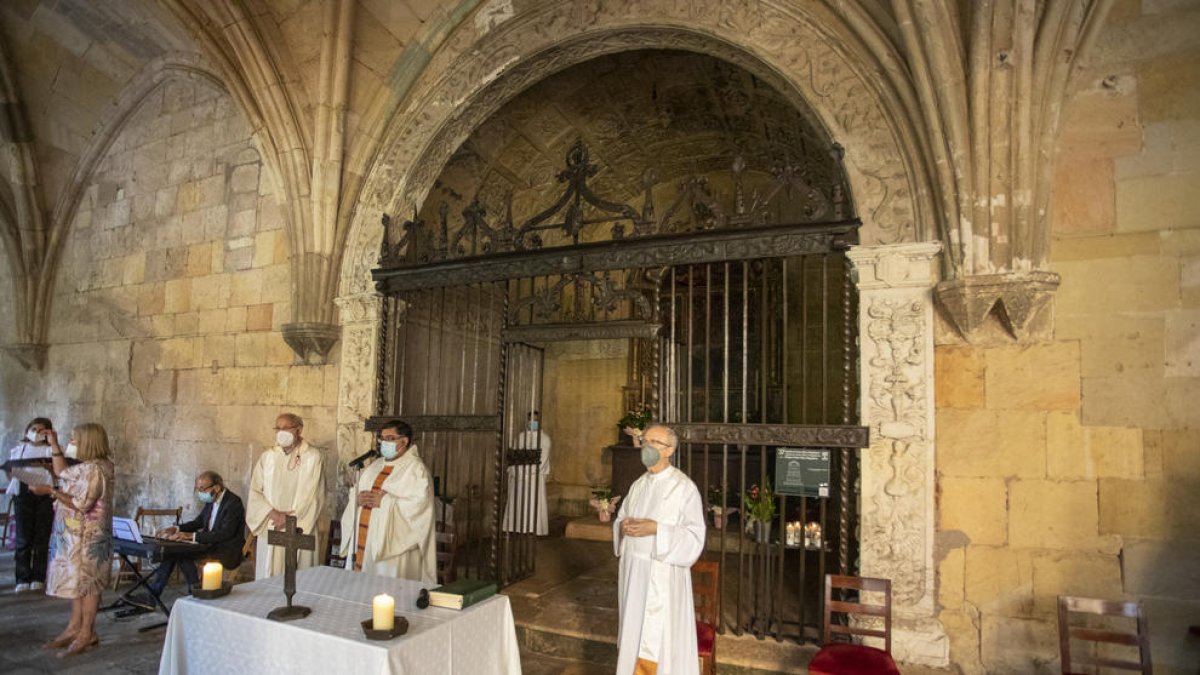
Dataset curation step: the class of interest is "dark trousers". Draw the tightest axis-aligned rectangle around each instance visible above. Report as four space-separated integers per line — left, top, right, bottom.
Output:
147 552 203 595
13 489 54 584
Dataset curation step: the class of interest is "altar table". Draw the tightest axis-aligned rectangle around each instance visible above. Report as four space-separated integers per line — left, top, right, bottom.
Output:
158 566 522 675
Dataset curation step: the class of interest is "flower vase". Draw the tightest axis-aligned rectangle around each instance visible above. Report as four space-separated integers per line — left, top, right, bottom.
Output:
598 509 611 522
712 511 724 530
752 520 771 544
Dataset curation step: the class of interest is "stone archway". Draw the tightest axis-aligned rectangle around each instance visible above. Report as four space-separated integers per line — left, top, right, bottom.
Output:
334 2 947 666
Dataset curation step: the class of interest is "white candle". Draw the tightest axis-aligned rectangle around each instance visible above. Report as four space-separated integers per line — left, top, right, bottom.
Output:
373 593 394 631
201 562 223 590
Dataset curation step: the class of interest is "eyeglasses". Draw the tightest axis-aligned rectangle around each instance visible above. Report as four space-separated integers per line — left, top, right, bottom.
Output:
645 438 672 450
273 425 298 432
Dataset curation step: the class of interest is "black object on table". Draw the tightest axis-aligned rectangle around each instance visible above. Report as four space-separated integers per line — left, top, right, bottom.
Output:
102 536 203 632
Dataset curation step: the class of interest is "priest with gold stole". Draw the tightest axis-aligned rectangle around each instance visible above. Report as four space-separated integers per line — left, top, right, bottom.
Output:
613 423 706 675
339 419 437 583
246 413 326 579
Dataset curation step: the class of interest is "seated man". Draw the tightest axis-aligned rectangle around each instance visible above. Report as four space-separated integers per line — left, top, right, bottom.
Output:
140 471 246 602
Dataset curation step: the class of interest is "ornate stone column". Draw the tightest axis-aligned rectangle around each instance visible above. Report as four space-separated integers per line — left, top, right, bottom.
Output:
333 291 385 471
847 242 947 667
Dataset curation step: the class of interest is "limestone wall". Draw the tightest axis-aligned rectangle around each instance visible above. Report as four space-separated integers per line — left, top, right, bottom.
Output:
934 3 1200 672
0 78 339 531
542 340 628 518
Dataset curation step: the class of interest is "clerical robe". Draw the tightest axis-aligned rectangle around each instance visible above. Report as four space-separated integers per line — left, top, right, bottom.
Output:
502 430 551 535
613 465 706 675
338 445 437 583
246 441 326 579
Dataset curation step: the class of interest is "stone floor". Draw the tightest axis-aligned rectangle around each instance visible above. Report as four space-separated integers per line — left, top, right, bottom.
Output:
1 543 953 674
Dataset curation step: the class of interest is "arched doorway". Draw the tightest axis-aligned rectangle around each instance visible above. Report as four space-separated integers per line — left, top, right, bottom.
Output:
366 50 866 642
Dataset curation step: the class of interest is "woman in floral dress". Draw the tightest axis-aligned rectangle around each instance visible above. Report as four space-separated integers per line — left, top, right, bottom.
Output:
30 423 114 657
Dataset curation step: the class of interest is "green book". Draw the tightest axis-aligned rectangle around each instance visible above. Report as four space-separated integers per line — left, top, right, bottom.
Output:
428 579 498 610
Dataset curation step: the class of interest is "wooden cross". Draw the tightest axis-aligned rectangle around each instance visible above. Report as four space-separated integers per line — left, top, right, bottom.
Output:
266 514 316 622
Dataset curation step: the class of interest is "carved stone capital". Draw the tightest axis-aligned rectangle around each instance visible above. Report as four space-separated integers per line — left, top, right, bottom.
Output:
935 271 1059 343
847 241 942 290
3 342 47 371
334 292 384 327
282 322 341 365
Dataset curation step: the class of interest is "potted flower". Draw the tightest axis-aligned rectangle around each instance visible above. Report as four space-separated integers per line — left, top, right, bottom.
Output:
618 408 653 446
707 485 735 530
743 483 776 543
589 488 622 522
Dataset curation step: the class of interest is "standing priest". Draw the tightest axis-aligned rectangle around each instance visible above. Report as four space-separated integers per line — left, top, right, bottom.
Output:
613 423 706 675
339 419 436 583
246 413 326 579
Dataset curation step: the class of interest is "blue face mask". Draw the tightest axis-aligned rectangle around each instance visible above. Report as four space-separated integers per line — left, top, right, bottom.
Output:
197 490 215 504
380 440 400 460
527 420 540 431
640 445 660 468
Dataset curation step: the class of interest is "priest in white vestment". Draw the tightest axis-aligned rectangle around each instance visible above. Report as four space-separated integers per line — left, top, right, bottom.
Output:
246 413 326 579
339 419 437 583
613 423 706 675
502 411 551 536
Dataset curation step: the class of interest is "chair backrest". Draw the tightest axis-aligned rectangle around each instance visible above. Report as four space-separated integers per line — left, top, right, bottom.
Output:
436 523 457 585
692 560 720 627
823 574 892 653
1058 596 1152 674
135 506 182 530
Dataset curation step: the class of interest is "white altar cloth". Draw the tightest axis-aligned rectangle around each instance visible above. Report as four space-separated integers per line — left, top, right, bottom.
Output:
158 566 521 675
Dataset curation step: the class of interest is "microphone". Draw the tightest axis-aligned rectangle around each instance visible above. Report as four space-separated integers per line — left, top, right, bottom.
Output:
416 589 429 609
348 448 379 469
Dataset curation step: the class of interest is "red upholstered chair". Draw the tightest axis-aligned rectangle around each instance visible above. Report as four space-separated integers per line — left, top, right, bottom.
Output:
691 560 719 675
809 574 900 675
1057 595 1152 674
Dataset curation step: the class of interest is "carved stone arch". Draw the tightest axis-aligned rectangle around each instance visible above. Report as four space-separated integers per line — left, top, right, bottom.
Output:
339 0 939 303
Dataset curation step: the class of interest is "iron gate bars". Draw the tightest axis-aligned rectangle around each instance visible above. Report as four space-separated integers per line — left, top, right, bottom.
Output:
660 255 865 644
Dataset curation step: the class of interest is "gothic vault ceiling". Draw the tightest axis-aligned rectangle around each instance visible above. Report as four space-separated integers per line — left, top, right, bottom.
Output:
421 50 846 226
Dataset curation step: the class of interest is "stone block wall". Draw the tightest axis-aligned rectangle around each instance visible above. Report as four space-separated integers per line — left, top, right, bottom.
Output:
934 3 1200 672
0 78 339 530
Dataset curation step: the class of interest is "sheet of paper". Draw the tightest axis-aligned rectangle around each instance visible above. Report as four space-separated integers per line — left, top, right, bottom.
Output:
11 466 52 488
113 517 144 543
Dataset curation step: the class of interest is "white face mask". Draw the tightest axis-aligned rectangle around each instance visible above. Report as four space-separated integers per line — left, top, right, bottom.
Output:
379 440 400 460
276 430 296 448
26 430 40 443
65 443 79 459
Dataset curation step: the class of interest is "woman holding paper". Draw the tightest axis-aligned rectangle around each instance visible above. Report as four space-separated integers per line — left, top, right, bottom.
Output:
29 423 114 657
6 417 55 593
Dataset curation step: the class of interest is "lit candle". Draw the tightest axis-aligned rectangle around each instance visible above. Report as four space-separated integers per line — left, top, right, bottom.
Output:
373 593 395 631
201 562 223 590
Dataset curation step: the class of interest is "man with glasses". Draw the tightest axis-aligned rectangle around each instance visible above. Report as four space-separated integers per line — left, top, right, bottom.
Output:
613 423 706 675
338 419 436 582
246 413 326 579
133 471 245 606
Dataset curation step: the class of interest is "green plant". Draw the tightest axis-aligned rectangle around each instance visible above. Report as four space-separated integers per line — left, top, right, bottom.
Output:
707 485 725 508
743 483 776 523
617 408 653 431
591 486 613 500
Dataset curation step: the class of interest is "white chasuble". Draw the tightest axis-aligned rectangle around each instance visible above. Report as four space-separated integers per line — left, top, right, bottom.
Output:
502 430 551 536
613 465 706 675
338 445 437 584
246 442 326 579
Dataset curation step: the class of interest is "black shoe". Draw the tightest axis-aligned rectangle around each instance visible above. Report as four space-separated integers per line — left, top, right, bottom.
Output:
124 592 157 611
115 605 154 618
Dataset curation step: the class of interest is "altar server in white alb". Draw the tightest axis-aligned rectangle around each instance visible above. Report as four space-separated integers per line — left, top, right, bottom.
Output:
613 423 706 675
246 413 326 579
502 411 551 536
340 419 437 583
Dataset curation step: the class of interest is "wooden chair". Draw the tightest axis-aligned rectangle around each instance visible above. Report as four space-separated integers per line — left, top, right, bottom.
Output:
0 497 13 550
114 506 184 590
436 522 457 585
221 532 256 584
809 574 900 675
1058 596 1152 674
691 560 719 675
